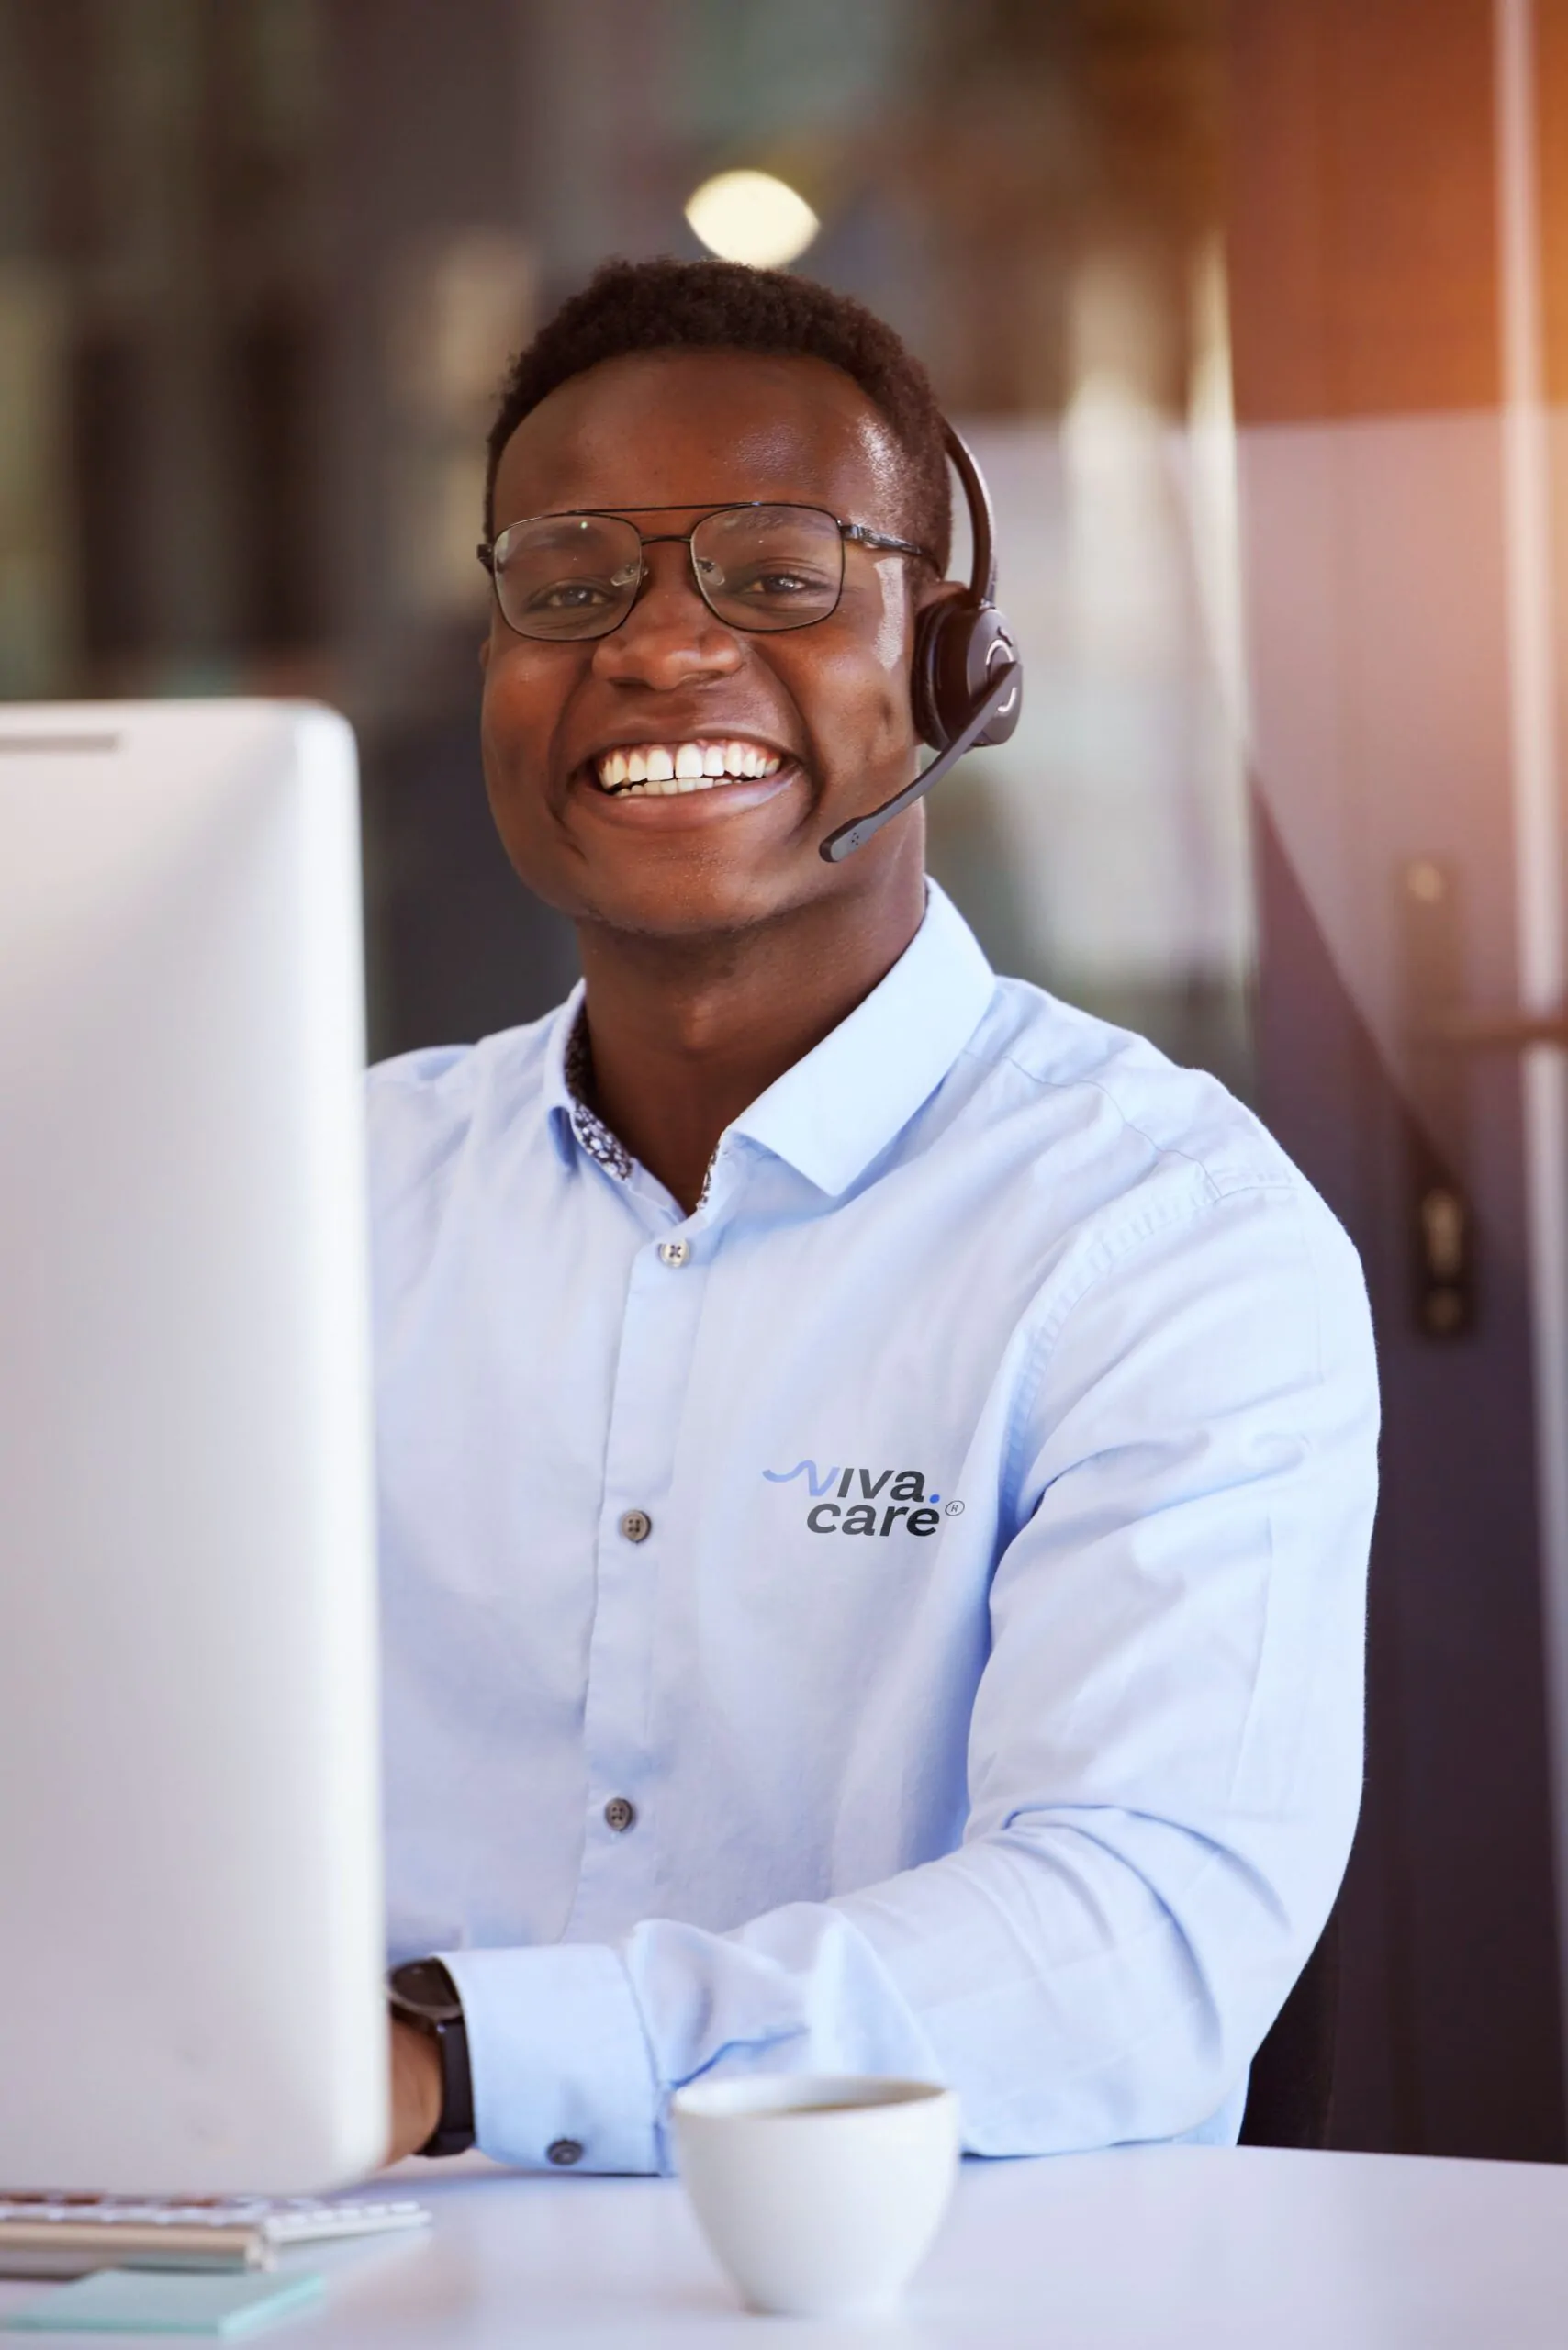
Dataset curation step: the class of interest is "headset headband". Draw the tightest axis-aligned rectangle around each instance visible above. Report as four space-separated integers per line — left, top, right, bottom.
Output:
944 420 997 605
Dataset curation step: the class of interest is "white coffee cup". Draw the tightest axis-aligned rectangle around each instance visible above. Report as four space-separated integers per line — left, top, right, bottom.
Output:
670 2074 959 2319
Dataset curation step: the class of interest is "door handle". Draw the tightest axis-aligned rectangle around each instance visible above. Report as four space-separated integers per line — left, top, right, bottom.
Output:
1399 860 1476 1337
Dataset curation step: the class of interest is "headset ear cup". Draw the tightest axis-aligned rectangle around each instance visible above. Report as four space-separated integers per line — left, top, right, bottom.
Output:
913 597 987 751
910 600 950 751
969 607 1023 745
913 598 1023 753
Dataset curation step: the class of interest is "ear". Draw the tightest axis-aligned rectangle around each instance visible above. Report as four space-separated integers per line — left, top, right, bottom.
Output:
478 634 491 674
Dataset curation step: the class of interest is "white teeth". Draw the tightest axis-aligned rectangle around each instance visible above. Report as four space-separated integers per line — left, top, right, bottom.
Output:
595 739 790 794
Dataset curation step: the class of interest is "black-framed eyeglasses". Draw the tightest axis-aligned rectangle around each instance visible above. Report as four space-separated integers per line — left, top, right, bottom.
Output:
476 502 935 643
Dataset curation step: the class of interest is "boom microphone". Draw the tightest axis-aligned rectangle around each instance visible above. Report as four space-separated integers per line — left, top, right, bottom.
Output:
818 659 1021 863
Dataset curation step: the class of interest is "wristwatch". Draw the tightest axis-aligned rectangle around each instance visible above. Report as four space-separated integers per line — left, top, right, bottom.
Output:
386 1957 476 2157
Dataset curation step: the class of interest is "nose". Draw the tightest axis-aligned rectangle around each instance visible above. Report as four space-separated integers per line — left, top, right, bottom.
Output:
589 540 745 690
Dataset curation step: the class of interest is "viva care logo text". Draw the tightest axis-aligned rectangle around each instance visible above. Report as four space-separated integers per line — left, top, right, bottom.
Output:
762 1461 964 1538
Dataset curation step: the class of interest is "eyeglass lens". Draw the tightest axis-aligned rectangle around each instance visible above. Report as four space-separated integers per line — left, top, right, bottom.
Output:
489 506 846 641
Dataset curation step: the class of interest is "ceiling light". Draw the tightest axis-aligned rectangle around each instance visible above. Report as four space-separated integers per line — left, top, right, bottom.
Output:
684 170 820 270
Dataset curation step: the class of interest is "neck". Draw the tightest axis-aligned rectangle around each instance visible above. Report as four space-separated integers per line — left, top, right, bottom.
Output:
575 871 925 1214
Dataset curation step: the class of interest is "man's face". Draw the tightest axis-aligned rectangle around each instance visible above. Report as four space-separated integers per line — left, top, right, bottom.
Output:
480 349 946 938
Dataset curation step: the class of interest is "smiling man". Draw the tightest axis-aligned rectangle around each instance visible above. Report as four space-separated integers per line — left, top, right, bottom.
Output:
374 258 1379 2171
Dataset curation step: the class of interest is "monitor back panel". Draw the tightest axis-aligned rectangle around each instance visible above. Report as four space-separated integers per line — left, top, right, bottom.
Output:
0 702 386 2194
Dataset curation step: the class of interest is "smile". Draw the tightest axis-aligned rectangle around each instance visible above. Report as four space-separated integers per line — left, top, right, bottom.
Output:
594 739 786 796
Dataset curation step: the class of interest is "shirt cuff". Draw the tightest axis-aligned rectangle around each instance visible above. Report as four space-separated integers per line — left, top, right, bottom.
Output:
438 1942 662 2174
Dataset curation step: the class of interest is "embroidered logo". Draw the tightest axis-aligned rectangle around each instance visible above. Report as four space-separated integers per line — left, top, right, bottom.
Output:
762 1460 964 1538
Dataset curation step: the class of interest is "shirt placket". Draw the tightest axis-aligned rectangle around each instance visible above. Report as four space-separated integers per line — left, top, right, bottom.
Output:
565 1166 723 1941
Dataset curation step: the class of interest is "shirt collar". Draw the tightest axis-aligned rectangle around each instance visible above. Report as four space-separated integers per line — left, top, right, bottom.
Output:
542 880 995 1199
543 981 608 1173
730 879 994 1196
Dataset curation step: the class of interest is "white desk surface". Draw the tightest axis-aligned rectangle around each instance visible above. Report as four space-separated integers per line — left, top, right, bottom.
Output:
4 2143 1568 2346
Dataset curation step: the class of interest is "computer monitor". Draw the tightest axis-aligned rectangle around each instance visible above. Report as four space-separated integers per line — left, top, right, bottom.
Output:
0 701 387 2195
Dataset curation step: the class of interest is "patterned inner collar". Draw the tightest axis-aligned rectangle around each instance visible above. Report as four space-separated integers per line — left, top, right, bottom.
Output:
563 1007 633 1181
563 1003 718 1206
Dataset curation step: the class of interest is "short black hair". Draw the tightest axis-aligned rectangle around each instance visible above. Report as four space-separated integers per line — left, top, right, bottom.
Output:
484 256 951 571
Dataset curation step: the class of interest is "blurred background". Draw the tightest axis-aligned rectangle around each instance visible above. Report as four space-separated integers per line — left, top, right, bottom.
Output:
6 0 1568 2166
0 0 1246 1076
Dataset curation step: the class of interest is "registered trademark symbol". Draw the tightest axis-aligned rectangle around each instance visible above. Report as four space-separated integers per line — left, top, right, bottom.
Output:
944 1499 964 1516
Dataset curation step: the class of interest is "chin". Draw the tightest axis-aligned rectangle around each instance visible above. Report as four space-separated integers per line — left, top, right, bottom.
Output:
566 855 828 942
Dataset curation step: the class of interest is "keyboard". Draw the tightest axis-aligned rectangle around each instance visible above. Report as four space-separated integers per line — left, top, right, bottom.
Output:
0 2195 431 2277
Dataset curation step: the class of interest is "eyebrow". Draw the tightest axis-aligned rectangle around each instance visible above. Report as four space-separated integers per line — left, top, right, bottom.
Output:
498 516 624 552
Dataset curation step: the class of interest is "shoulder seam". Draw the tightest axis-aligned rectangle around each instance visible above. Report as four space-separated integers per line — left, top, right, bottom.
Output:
955 1035 1292 1201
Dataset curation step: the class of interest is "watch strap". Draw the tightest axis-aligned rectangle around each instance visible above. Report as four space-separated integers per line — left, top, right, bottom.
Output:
387 1959 476 2157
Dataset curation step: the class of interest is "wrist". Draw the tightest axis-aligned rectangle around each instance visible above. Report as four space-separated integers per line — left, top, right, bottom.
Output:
389 2018 443 2158
387 1958 476 2158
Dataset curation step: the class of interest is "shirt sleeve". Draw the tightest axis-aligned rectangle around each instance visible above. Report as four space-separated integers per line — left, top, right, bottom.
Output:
441 1170 1379 2171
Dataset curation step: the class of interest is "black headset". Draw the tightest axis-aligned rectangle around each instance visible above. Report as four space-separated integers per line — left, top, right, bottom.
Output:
820 421 1023 862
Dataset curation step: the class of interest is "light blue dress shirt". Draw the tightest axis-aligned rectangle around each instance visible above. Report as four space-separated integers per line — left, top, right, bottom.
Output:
369 881 1378 2173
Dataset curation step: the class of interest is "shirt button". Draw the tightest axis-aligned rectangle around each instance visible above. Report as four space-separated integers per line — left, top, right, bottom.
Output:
619 1509 652 1544
657 1237 690 1267
546 2138 584 2167
604 1796 637 1833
